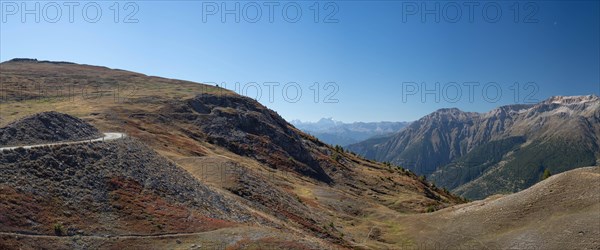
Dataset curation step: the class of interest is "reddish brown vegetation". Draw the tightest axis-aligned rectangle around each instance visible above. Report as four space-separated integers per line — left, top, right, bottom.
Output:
106 177 236 234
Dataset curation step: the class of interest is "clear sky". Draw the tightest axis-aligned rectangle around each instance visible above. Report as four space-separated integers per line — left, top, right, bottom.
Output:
1 1 599 122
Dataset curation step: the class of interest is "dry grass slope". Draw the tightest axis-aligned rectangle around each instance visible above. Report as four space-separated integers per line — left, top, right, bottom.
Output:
2 60 596 249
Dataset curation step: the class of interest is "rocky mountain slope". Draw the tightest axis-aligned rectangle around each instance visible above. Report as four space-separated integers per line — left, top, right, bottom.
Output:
0 59 462 249
0 138 259 235
0 111 101 147
348 95 600 199
291 118 409 146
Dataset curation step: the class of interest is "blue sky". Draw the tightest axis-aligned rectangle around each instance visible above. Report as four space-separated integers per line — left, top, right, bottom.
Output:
1 1 599 122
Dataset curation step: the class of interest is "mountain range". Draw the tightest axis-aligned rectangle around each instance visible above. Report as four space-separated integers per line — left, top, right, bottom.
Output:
291 118 409 146
348 95 600 199
0 59 597 249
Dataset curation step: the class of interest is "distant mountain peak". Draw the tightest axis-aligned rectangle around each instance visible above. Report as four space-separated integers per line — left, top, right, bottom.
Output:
427 108 464 116
436 107 462 112
292 118 410 146
543 95 599 105
423 108 479 122
317 117 339 125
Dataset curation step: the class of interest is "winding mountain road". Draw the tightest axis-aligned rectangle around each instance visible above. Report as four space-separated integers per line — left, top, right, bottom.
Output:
0 132 126 151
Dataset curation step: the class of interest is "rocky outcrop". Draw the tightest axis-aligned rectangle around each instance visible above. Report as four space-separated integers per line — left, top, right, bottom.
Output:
0 111 102 147
7 58 75 64
163 93 333 183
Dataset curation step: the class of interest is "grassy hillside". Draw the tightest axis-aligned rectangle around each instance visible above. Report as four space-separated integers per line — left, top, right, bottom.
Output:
391 167 600 249
0 59 463 249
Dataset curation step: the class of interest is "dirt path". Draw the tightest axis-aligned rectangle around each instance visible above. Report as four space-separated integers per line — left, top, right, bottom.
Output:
0 132 126 151
0 230 219 240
